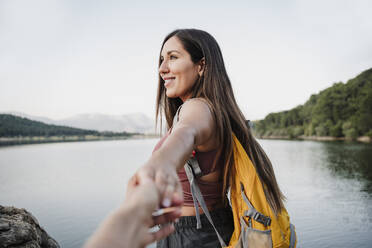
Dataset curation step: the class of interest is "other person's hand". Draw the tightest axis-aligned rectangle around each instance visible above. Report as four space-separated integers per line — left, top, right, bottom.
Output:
84 176 182 248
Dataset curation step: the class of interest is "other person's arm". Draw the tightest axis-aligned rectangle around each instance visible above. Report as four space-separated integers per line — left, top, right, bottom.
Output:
84 177 182 248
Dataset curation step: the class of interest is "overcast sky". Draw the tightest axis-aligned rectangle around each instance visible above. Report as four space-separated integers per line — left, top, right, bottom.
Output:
1 0 371 120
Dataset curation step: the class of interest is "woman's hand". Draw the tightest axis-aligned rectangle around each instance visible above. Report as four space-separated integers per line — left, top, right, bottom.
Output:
135 162 183 208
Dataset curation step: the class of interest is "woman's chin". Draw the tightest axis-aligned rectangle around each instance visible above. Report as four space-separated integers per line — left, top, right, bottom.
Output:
165 90 177 98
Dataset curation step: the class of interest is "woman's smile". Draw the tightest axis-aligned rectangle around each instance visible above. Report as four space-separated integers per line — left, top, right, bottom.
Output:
163 77 176 87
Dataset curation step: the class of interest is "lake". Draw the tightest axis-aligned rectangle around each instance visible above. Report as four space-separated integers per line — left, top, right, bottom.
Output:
1 139 372 247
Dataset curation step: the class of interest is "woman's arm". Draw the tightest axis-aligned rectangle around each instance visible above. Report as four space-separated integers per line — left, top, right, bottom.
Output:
137 99 217 207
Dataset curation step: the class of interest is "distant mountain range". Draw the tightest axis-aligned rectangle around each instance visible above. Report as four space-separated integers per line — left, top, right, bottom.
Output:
0 112 156 134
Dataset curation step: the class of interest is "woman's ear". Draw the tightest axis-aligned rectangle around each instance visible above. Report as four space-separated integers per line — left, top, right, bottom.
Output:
198 58 205 77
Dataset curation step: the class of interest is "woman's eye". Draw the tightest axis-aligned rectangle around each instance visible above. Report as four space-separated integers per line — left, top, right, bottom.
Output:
170 55 177 59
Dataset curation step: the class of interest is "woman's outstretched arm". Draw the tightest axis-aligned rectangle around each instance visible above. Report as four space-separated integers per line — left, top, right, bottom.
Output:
136 99 217 208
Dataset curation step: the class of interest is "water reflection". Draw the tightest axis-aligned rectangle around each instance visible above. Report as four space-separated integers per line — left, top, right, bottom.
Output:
322 142 372 192
1 139 372 247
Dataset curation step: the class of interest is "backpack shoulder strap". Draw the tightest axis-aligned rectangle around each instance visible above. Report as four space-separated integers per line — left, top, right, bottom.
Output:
184 162 226 247
172 104 183 128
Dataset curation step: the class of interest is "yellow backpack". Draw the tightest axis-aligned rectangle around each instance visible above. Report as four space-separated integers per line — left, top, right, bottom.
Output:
226 134 297 248
184 133 297 248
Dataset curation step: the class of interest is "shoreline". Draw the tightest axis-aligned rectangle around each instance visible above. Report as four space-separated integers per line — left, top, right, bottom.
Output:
0 134 161 147
2 134 371 147
257 135 372 143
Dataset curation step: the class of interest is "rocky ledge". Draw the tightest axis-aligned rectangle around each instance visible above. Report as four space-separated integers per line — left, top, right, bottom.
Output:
0 206 59 248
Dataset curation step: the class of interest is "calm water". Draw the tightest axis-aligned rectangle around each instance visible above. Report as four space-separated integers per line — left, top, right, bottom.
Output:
1 139 372 247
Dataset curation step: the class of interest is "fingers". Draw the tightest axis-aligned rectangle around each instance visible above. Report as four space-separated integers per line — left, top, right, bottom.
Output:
152 208 181 226
135 165 183 209
143 223 175 246
154 172 168 205
155 170 182 208
153 224 175 242
162 183 175 207
143 207 181 245
166 179 183 208
133 181 160 212
173 181 183 206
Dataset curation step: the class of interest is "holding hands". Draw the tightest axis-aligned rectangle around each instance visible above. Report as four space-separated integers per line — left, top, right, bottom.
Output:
136 161 183 209
84 172 182 248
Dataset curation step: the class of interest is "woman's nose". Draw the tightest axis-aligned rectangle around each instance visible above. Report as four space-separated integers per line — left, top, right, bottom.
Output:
159 60 169 75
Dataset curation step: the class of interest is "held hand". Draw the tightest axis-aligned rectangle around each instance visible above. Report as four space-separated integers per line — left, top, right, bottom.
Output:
84 176 182 248
125 176 182 247
135 162 183 209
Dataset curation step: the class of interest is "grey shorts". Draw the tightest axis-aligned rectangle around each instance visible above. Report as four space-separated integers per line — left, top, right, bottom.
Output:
156 207 234 248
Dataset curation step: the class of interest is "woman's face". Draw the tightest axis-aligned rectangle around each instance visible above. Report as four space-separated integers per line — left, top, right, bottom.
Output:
159 36 202 102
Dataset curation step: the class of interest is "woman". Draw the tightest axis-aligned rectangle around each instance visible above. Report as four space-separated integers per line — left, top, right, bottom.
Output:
136 29 285 248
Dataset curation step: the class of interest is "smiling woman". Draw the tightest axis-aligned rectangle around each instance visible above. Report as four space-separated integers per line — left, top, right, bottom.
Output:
132 29 291 248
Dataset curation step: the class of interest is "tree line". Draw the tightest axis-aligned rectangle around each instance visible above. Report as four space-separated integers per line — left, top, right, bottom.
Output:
0 114 133 137
253 68 372 139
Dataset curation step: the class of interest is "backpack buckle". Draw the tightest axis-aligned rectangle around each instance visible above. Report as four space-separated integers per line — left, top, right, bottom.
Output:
253 212 272 227
187 157 202 178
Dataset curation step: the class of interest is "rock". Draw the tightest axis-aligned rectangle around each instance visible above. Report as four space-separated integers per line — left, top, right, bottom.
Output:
0 206 59 248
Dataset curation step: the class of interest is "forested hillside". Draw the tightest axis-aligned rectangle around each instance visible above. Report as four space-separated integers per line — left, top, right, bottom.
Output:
0 114 101 137
253 68 372 139
0 114 136 146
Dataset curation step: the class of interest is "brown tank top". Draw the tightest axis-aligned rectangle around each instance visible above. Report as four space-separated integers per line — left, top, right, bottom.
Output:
152 130 224 207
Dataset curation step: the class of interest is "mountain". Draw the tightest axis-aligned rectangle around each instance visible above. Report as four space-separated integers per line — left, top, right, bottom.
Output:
53 113 155 133
1 112 156 134
253 68 372 139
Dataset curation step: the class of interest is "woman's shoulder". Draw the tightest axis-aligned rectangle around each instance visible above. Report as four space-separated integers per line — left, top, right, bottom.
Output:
176 98 218 151
172 98 215 130
180 97 214 117
184 97 211 107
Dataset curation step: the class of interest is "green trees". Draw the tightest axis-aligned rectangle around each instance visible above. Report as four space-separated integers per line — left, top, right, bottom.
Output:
253 68 372 140
0 115 132 138
0 114 100 137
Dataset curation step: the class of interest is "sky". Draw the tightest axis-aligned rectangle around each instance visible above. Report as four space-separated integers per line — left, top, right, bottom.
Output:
1 0 371 121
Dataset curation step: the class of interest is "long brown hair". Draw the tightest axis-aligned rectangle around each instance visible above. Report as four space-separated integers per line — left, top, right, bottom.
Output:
155 29 285 214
